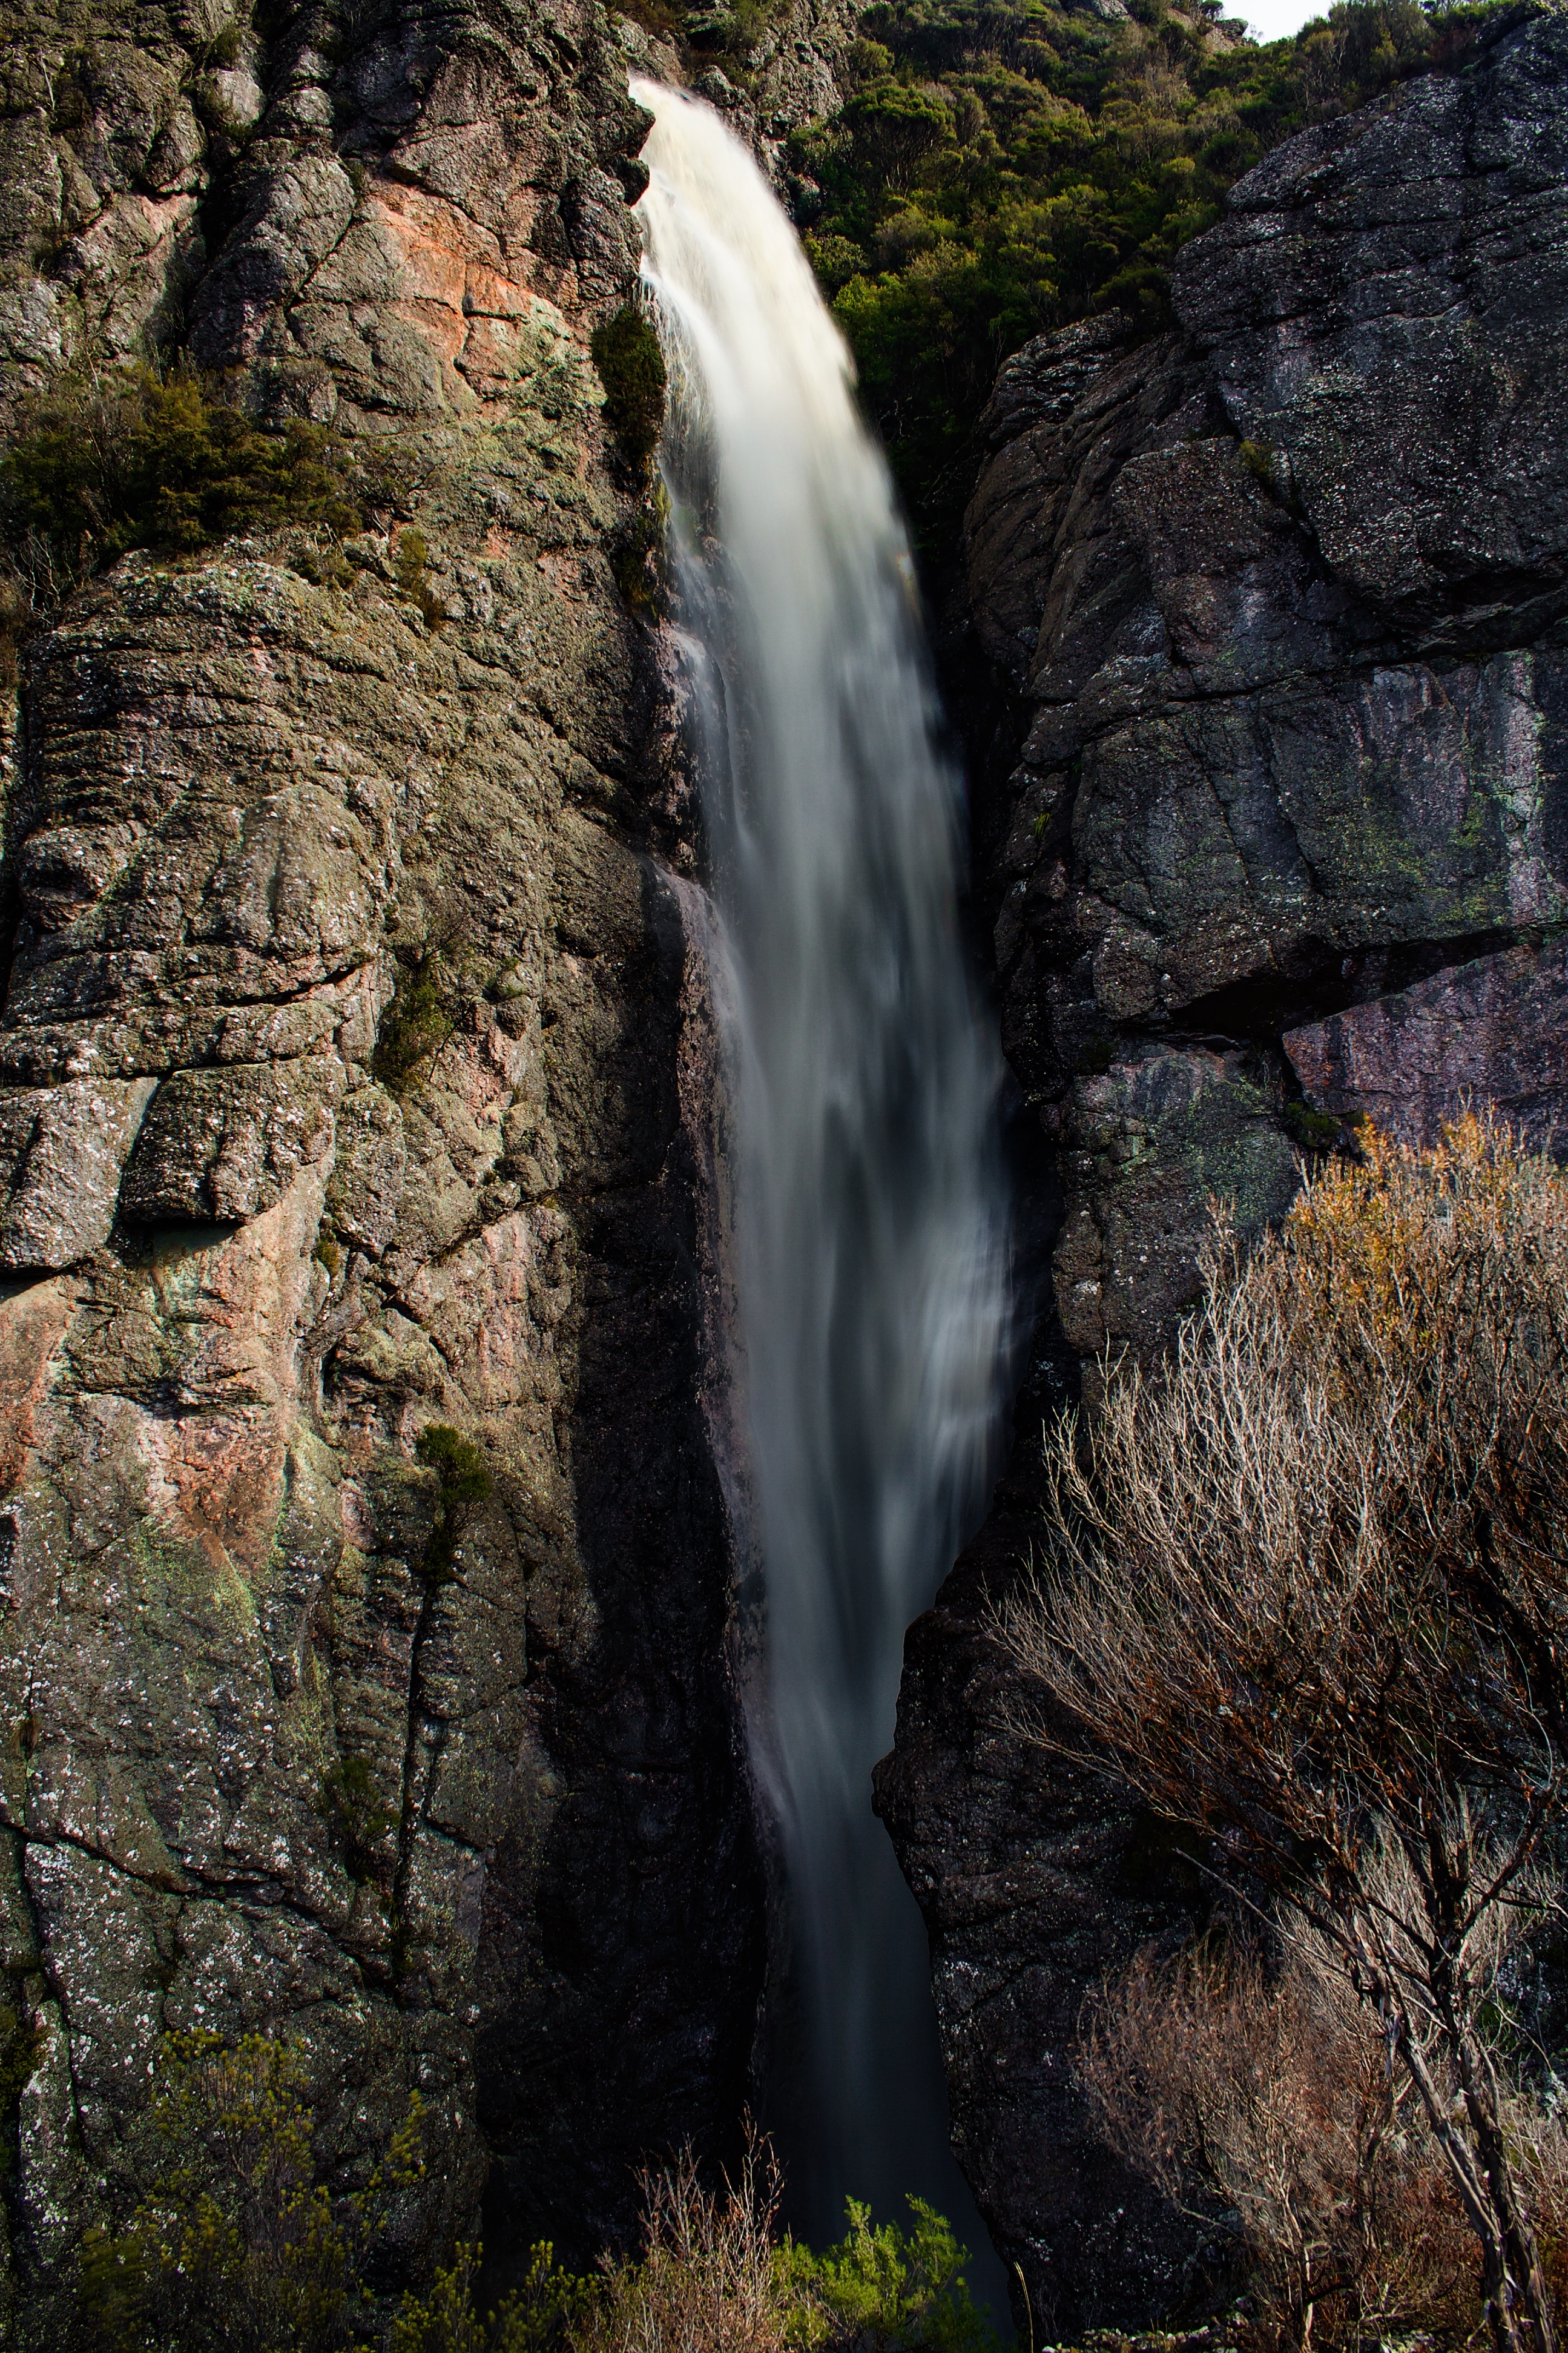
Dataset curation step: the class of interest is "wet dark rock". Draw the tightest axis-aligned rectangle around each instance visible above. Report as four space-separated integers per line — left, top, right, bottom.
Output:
884 7 1568 2333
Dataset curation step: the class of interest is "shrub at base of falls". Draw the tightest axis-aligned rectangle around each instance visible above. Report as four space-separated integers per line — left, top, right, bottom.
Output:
782 0 1517 556
71 2047 1003 2353
77 2033 428 2353
995 1115 1568 2353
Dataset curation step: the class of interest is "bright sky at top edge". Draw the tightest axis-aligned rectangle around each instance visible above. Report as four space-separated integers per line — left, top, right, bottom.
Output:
1240 0 1336 39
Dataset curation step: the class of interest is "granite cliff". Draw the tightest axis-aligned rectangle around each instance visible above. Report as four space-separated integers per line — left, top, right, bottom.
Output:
878 4 1568 2331
0 0 857 2329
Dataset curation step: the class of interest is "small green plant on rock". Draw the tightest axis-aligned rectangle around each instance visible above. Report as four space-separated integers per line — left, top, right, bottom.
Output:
372 952 455 1096
1282 1098 1343 1153
317 1754 398 1884
415 1424 493 1588
394 529 447 633
589 306 667 470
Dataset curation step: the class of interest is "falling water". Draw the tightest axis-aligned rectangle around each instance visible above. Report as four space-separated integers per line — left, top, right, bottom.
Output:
634 84 1010 2254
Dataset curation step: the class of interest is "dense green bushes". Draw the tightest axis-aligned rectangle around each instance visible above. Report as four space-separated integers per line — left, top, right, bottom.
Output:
590 306 668 469
70 2033 999 2353
1 369 363 593
786 0 1514 553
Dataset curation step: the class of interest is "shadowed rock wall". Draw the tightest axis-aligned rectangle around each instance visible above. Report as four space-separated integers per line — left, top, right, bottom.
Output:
0 0 775 2332
880 5 1568 2331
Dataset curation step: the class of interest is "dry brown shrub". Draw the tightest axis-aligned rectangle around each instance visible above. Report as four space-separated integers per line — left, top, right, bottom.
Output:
995 1114 1568 2353
581 2137 791 2353
1082 1922 1483 2348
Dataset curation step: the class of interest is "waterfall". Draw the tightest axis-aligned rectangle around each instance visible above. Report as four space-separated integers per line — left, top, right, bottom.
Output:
633 82 1010 2251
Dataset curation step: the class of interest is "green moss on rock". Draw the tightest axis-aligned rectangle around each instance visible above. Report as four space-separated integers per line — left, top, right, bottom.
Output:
590 305 668 468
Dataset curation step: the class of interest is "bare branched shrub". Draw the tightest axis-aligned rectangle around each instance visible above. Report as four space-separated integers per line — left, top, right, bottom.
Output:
994 1115 1568 2353
585 2139 789 2353
1082 1908 1483 2346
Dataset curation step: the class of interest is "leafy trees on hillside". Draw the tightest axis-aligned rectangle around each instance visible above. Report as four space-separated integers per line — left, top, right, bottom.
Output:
788 0 1514 552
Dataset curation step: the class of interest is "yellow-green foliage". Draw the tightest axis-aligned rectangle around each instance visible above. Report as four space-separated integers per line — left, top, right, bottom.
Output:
79 2033 424 2352
1 369 362 590
70 2042 1000 2353
776 2199 1000 2352
786 0 1514 553
389 2242 598 2353
390 2152 1000 2353
415 1424 493 1588
589 307 668 469
372 952 455 1096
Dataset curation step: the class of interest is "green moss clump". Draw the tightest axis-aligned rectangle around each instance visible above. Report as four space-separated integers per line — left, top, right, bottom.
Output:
610 492 670 615
415 1423 492 1510
1 368 361 590
415 1423 492 1588
590 305 668 469
394 526 448 632
372 951 455 1095
317 1754 398 1882
1284 1098 1345 1153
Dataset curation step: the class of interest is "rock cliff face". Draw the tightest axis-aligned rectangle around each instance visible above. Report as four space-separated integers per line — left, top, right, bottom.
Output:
880 5 1568 2331
0 0 792 2328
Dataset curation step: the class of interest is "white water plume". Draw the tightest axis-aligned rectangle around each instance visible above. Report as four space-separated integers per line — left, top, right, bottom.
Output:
633 81 1010 2243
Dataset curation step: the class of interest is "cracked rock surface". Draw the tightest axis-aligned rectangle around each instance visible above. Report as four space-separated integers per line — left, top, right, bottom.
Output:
0 0 774 2332
880 7 1568 2333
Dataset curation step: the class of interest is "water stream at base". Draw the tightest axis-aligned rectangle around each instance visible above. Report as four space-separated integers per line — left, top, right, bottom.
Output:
633 82 1012 2284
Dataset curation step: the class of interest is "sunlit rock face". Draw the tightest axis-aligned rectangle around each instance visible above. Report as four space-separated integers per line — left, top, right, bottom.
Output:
0 0 784 2326
882 7 1568 2333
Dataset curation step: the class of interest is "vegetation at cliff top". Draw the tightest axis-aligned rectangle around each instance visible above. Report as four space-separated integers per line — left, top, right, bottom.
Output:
73 2038 1000 2353
998 1115 1568 2353
779 0 1521 555
0 368 367 599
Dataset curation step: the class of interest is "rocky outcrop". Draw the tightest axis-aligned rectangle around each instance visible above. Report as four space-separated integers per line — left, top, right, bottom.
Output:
881 5 1568 2331
0 0 776 2332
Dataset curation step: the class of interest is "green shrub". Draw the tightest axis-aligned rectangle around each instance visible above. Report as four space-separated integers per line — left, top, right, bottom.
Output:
1 368 362 592
390 2145 1003 2353
608 492 670 615
415 1424 493 1588
372 952 455 1095
78 2031 424 2352
415 1425 492 1512
317 1755 398 1883
390 2241 598 2353
779 2197 1001 2352
589 307 668 469
394 528 447 632
1282 1097 1342 1152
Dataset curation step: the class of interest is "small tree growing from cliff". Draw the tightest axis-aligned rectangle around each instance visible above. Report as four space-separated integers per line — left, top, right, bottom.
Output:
996 1117 1568 2353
